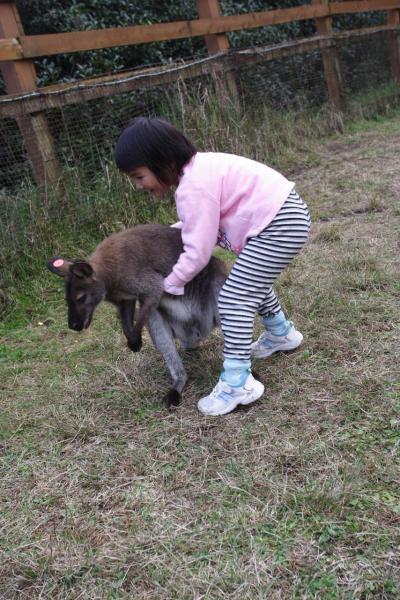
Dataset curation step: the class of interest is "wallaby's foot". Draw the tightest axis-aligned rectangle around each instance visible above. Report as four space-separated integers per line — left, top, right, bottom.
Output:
127 335 142 352
162 389 181 409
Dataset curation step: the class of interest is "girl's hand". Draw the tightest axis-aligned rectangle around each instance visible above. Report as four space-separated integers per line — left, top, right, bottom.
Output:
163 279 185 296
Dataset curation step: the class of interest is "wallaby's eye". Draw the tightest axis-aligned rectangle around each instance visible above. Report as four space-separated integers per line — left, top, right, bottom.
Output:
77 294 87 304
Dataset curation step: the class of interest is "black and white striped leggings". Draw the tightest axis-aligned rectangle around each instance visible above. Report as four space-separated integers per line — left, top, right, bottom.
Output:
218 189 311 359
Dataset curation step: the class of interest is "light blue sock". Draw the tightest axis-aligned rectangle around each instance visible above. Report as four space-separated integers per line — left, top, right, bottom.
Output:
221 358 251 387
262 310 291 336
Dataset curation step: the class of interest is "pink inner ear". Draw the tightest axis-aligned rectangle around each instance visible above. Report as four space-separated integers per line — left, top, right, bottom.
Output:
53 259 64 268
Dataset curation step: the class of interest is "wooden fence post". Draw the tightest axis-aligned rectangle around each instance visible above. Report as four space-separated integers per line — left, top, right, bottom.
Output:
387 9 400 84
0 1 60 185
312 0 344 116
195 0 240 108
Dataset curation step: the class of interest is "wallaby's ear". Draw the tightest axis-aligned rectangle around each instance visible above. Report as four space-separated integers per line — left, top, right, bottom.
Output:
70 261 94 279
47 257 73 277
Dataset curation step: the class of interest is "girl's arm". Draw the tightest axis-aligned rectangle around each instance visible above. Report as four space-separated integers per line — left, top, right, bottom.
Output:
164 193 220 295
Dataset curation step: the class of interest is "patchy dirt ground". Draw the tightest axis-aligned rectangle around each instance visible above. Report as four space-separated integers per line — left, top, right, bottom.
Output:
1 118 399 599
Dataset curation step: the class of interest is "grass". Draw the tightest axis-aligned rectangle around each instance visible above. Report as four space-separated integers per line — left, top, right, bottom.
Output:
1 101 400 598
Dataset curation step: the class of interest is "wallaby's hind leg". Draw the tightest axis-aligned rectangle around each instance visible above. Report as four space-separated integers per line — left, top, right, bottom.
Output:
147 309 188 409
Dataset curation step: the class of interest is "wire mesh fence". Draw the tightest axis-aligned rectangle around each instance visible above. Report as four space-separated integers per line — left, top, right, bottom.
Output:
236 48 328 110
0 29 397 191
339 32 392 95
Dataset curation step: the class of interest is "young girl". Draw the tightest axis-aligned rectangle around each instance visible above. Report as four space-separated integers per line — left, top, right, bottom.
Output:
115 117 311 416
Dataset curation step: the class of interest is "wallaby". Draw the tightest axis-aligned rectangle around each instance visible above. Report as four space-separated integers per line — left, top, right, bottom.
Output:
48 224 227 407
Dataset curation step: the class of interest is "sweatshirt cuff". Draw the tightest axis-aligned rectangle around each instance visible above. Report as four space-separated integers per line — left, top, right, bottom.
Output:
163 278 185 296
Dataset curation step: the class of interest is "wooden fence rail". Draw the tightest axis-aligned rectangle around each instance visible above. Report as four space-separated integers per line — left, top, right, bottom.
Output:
0 25 396 119
1 0 400 185
1 0 400 61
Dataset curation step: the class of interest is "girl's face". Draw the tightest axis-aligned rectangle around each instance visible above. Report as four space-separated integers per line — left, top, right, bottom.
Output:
128 167 171 198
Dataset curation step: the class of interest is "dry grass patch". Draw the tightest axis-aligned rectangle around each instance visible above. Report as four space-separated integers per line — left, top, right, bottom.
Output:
1 118 400 599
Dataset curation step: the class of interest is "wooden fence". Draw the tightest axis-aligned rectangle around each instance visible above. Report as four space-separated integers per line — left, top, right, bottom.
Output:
1 0 400 185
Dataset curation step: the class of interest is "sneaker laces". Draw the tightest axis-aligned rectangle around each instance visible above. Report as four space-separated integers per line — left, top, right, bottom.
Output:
209 380 233 402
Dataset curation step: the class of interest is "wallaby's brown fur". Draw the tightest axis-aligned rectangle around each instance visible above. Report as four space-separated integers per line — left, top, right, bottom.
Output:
48 224 227 407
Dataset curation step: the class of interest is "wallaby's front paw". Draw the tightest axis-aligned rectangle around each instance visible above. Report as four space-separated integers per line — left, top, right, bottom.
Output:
127 336 142 352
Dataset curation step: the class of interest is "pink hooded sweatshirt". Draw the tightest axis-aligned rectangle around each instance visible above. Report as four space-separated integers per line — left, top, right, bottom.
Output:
163 152 294 295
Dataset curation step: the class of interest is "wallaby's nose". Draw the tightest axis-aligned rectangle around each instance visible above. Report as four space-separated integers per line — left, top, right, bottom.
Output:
69 320 83 331
68 315 83 331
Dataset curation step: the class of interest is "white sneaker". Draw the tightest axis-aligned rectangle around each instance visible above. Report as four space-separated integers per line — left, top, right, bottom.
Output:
251 324 303 359
198 373 264 416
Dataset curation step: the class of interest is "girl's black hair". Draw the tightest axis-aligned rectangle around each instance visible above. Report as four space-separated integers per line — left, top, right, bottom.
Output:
115 116 197 184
